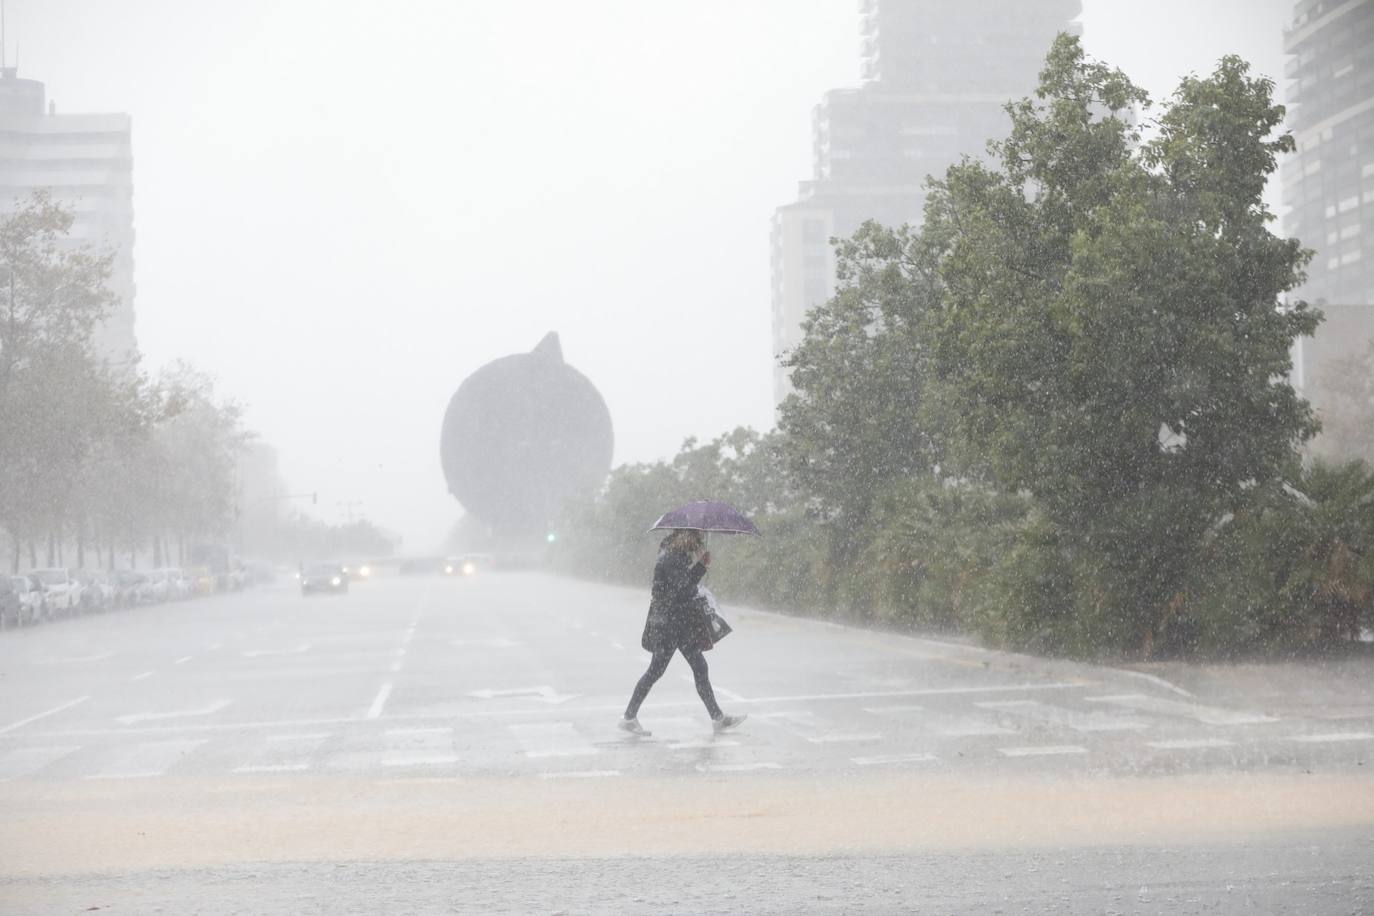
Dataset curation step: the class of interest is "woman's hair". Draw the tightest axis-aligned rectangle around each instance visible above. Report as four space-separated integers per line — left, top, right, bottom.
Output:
661 529 705 555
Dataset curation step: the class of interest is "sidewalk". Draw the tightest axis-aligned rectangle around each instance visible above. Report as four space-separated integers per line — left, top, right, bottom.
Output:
1122 649 1374 721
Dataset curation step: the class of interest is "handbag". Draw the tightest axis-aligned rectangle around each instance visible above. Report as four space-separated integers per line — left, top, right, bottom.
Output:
696 586 733 643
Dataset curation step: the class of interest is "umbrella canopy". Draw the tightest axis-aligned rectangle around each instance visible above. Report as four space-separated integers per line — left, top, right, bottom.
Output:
649 500 761 536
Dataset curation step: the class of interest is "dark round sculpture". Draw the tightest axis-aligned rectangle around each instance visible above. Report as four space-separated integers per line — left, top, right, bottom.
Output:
440 333 614 536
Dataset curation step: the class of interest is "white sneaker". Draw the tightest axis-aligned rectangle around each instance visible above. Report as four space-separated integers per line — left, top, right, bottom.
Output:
712 713 747 733
618 716 651 737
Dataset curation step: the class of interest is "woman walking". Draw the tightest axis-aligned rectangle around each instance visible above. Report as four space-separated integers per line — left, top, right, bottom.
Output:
619 529 745 736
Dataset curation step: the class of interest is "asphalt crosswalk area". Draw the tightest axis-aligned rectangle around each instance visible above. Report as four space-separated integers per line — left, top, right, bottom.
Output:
1 571 1372 878
0 572 1370 785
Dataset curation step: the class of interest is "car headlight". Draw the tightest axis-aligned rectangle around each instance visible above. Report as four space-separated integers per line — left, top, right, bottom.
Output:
359 565 371 577
462 562 476 576
444 565 454 574
330 576 341 586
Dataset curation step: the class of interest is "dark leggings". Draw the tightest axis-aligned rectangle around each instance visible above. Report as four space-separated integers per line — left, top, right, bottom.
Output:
625 647 722 720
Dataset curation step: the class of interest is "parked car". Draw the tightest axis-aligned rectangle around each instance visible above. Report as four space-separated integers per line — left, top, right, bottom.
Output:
77 572 115 611
301 562 349 595
11 576 46 624
137 569 171 604
185 566 217 597
111 570 146 607
31 568 80 614
153 568 191 600
0 576 21 628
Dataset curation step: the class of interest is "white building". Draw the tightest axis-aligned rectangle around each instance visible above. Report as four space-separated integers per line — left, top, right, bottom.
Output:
0 67 136 363
771 0 1081 405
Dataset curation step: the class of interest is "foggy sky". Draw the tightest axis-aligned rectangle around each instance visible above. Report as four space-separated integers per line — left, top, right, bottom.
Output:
11 0 1294 549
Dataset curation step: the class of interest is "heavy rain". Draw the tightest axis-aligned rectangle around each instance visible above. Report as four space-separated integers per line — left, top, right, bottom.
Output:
0 1 1371 913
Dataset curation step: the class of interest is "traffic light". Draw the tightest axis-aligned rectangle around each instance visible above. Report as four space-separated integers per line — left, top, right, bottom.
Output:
546 532 557 544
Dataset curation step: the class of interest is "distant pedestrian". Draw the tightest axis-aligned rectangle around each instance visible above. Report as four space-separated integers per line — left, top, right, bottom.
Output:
619 529 746 736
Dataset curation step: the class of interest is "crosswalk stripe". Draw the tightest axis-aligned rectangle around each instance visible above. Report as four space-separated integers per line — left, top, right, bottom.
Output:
382 727 459 767
539 770 621 779
86 739 208 779
1290 732 1374 743
1146 738 1235 750
977 699 1148 732
1086 694 1277 726
998 745 1087 757
851 752 938 766
233 733 330 773
667 738 740 749
510 722 598 758
759 710 884 743
695 762 782 773
916 712 1015 737
0 745 82 781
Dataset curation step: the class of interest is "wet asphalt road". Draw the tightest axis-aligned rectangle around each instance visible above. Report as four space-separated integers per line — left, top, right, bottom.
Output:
0 571 1371 914
3 830 1372 916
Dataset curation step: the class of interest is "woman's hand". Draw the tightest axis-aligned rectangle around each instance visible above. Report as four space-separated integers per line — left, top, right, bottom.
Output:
701 551 711 568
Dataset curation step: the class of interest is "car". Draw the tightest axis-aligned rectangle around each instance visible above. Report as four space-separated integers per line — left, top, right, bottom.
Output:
341 560 374 581
457 553 494 576
301 562 348 595
152 567 191 600
0 576 21 628
11 576 46 624
399 557 447 576
31 568 80 614
77 572 115 611
137 569 171 604
185 566 217 597
111 570 146 607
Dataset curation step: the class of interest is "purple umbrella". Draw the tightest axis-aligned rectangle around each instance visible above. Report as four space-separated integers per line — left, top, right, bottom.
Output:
649 500 761 536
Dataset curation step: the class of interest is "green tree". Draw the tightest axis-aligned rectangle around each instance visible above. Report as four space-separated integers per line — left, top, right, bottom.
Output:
779 222 944 533
923 36 1318 654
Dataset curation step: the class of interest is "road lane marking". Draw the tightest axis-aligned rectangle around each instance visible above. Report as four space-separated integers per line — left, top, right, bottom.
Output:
1291 732 1374 743
717 687 747 703
694 762 782 773
367 682 393 720
468 686 579 705
510 722 599 758
383 727 460 767
0 745 82 781
233 733 330 773
851 752 938 766
739 682 1086 705
999 745 1088 757
1086 694 1278 726
540 770 620 779
976 699 1149 733
610 641 625 651
861 704 926 716
242 644 311 658
451 638 519 649
130 671 156 682
1147 738 1235 749
0 696 91 735
116 699 232 725
667 738 741 749
86 739 208 779
757 710 881 744
173 656 193 665
917 712 1016 737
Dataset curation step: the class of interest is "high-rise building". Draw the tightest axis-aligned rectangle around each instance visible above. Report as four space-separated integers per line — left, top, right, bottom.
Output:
1282 0 1374 308
0 67 136 363
1281 0 1374 451
771 0 1081 404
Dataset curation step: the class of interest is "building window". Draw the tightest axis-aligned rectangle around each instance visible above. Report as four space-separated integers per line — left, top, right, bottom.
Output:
802 219 827 245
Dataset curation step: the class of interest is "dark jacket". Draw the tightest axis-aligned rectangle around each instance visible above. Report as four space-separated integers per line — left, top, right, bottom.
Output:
640 548 713 653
